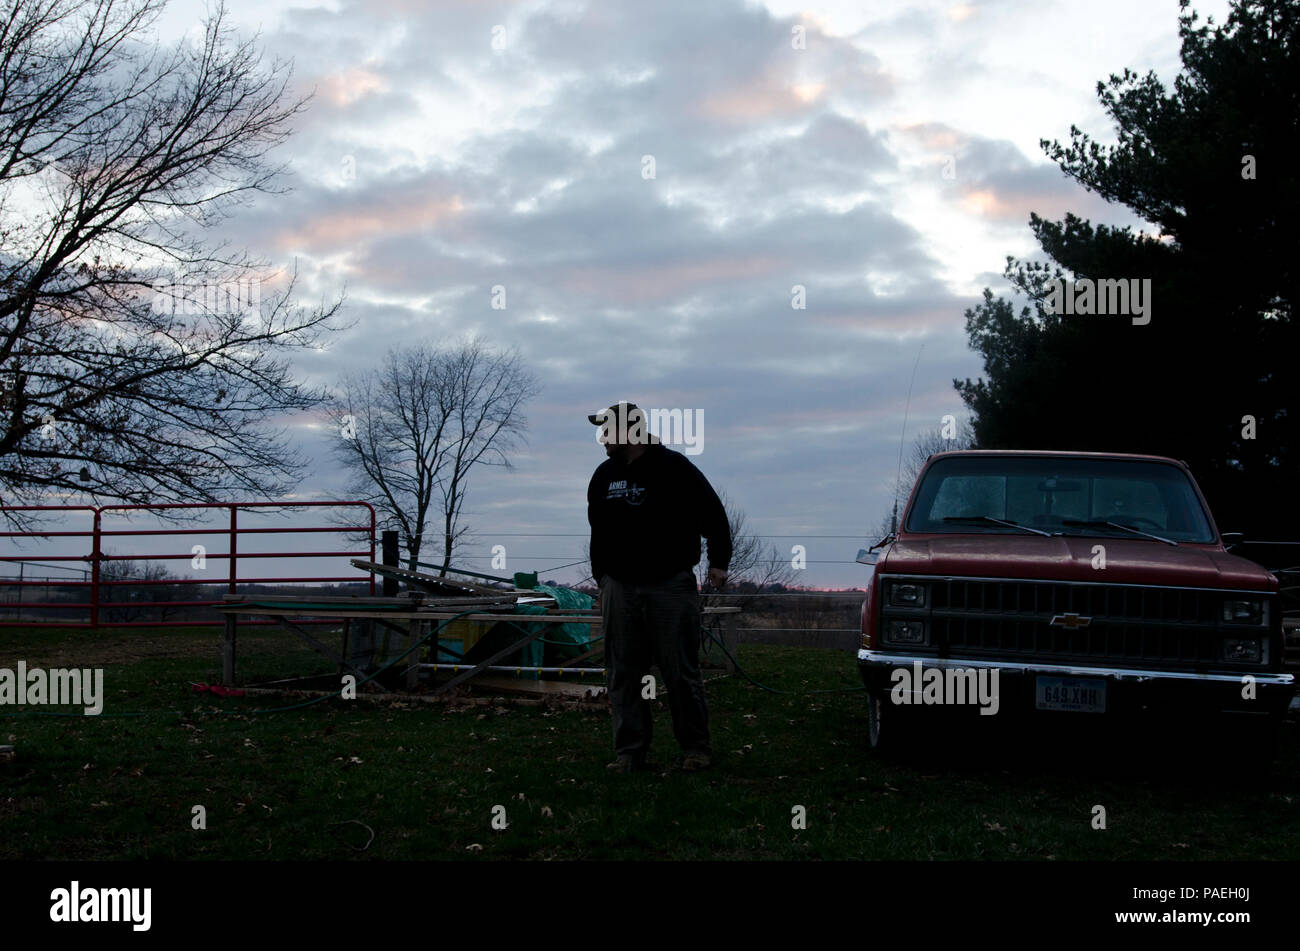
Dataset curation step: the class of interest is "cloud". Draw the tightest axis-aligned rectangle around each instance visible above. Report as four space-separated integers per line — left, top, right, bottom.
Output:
101 0 1203 586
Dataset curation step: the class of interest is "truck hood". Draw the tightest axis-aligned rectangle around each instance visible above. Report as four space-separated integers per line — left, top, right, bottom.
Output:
882 534 1276 591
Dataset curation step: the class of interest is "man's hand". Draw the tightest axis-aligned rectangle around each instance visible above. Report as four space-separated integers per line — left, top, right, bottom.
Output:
707 567 728 589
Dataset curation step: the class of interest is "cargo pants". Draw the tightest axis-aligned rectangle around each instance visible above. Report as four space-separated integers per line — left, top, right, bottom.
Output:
599 568 710 761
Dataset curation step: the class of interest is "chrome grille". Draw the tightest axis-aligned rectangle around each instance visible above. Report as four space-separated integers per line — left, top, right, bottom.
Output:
894 577 1232 669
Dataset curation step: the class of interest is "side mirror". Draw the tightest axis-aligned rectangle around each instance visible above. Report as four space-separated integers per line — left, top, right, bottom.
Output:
1220 532 1244 551
856 548 880 566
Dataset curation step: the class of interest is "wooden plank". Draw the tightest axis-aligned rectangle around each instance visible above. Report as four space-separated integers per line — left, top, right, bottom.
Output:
221 593 424 605
558 605 735 615
350 559 510 597
234 686 596 711
220 596 518 609
466 675 606 700
215 607 548 622
215 607 513 621
524 605 740 616
419 613 600 623
218 608 427 620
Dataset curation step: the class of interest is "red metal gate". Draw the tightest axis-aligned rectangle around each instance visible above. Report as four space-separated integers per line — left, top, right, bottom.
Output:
0 501 375 627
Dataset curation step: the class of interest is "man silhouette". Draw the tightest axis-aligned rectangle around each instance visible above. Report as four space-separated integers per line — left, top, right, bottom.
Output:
587 401 731 772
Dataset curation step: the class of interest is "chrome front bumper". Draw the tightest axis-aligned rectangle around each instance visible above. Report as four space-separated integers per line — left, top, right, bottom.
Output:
857 650 1295 686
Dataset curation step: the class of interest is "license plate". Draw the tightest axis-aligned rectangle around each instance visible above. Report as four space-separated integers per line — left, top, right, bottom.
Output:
1036 676 1106 712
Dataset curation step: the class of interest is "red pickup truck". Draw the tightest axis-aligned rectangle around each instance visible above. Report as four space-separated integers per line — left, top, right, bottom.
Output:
857 450 1294 756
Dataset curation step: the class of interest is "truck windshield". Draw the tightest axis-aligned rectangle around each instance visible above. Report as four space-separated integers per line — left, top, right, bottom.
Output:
905 456 1217 543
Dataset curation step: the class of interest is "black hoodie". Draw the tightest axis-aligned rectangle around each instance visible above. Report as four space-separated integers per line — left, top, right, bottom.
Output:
587 443 732 585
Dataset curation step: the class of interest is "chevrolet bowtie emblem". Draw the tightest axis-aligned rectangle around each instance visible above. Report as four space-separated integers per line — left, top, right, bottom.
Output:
1050 613 1092 629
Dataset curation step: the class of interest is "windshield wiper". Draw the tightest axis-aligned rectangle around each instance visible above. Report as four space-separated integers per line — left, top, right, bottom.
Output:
1060 519 1178 546
943 516 1053 537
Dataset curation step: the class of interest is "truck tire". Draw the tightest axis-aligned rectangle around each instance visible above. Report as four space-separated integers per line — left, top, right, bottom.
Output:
867 687 919 755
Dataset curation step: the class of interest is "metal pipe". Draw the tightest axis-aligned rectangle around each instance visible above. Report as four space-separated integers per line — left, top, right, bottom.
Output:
419 663 606 675
415 560 516 585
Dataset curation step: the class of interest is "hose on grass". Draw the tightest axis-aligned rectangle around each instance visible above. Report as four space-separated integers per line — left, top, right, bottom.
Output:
698 616 865 697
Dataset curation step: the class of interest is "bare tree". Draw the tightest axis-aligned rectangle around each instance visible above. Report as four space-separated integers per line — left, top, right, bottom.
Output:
871 418 976 541
435 339 541 574
694 490 796 591
98 554 179 622
0 0 341 523
328 337 540 574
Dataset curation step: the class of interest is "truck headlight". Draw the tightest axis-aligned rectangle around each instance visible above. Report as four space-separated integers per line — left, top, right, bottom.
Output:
1222 638 1263 663
1222 599 1265 624
888 582 927 607
885 619 926 644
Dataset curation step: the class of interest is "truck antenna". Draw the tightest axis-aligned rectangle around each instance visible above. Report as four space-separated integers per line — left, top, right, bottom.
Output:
891 342 925 534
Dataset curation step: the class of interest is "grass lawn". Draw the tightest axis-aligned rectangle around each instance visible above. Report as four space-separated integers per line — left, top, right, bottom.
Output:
1 623 1298 860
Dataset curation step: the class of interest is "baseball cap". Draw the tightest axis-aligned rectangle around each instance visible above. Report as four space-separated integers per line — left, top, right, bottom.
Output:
588 401 643 425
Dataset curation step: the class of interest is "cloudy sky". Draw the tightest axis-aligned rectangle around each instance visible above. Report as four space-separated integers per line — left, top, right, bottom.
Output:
110 0 1230 588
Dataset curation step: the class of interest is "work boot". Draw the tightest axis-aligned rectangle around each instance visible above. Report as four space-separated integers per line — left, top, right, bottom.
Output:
606 753 647 773
681 751 711 772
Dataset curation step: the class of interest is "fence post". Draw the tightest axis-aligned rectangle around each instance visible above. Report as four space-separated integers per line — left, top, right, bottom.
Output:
90 509 102 629
381 530 399 596
720 611 738 673
228 506 238 596
367 506 377 595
